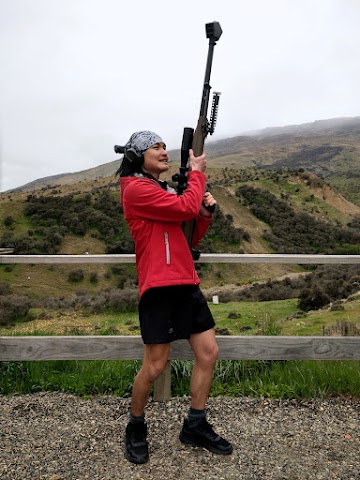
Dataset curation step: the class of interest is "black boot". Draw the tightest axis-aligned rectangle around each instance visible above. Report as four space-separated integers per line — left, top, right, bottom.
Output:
179 418 233 455
125 421 149 464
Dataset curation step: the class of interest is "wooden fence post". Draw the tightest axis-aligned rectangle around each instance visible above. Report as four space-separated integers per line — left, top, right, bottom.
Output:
153 360 172 401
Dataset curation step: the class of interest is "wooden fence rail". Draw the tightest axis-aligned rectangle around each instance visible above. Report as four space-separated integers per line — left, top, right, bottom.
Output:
0 335 360 400
1 254 360 399
1 335 359 362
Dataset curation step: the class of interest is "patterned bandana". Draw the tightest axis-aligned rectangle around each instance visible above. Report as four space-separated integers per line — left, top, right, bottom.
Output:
125 131 163 158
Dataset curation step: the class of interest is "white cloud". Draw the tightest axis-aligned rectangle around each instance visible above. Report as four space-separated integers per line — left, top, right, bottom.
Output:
1 0 360 190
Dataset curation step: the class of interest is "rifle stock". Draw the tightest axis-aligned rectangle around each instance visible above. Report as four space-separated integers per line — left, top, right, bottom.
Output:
172 22 223 258
192 116 208 156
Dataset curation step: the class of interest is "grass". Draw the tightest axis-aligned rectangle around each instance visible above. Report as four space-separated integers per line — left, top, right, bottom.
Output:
281 298 360 335
1 358 359 398
0 299 299 336
0 360 141 397
0 263 120 298
0 196 32 236
209 299 298 334
2 296 357 338
328 173 360 207
211 359 360 398
0 309 140 336
172 359 360 398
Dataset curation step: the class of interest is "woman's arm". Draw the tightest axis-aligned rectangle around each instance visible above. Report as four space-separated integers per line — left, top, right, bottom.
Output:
122 170 207 222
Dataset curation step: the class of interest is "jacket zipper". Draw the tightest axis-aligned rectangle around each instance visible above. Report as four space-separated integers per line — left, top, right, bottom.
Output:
164 232 170 265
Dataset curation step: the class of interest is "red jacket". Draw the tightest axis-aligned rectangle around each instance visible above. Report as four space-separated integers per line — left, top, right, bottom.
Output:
120 170 212 297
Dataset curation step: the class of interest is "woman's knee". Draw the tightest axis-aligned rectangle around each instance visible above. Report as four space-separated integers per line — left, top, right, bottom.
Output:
207 342 219 364
142 344 170 382
147 358 168 381
190 330 219 366
196 341 219 367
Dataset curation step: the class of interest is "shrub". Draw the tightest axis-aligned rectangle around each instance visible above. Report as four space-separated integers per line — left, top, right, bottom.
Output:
0 295 31 326
117 276 129 289
0 282 11 295
68 269 85 283
204 207 251 250
108 289 139 312
298 287 331 312
22 190 134 254
3 216 14 227
89 272 99 284
236 185 359 254
89 294 108 314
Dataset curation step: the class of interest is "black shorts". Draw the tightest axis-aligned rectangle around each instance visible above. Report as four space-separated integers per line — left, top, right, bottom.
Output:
138 285 215 344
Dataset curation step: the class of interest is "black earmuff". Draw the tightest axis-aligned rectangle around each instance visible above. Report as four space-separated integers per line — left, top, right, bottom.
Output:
125 149 144 166
114 145 125 154
114 145 144 165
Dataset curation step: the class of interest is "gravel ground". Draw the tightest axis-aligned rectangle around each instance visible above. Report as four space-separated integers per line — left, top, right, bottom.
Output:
0 393 359 480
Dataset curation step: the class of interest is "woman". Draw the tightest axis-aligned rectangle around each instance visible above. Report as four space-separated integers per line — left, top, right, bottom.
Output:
117 131 233 464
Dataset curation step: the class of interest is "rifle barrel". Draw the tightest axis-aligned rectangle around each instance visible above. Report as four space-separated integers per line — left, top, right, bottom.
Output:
199 42 215 117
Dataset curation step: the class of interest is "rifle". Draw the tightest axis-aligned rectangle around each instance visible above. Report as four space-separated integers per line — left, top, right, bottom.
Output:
172 21 222 259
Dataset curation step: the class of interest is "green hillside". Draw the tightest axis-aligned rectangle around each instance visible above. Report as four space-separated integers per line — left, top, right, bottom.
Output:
1 166 360 301
1 117 360 312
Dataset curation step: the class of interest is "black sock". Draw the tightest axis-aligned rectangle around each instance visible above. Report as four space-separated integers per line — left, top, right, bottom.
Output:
129 412 145 424
187 408 206 427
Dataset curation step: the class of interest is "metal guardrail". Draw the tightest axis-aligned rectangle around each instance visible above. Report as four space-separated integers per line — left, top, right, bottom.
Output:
1 253 360 264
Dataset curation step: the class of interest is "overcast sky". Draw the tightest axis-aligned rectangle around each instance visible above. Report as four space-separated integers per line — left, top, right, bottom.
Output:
1 0 359 192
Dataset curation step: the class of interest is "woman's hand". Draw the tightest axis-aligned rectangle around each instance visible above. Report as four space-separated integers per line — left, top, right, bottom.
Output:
200 191 216 218
189 149 207 173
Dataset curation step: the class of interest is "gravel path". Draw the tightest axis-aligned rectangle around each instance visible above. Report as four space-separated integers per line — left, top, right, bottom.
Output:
0 393 359 480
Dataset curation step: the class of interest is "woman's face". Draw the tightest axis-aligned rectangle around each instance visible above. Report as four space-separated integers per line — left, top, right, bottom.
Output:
142 142 169 179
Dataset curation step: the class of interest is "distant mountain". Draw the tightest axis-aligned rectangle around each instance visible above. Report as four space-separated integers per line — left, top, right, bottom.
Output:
7 160 120 194
7 116 360 196
252 116 360 137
